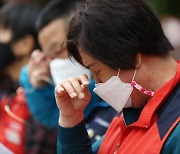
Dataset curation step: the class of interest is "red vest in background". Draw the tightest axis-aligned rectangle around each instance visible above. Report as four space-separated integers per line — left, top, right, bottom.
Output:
0 90 30 154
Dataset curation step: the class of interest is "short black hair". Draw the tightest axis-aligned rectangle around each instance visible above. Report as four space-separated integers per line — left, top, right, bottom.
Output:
67 0 174 70
35 0 85 32
0 3 40 43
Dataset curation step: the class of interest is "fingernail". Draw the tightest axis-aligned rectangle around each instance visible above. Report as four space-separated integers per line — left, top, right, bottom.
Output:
78 92 84 99
83 81 89 85
56 87 63 93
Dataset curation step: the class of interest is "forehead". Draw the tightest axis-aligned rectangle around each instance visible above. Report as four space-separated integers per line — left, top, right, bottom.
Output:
38 18 66 51
79 48 97 66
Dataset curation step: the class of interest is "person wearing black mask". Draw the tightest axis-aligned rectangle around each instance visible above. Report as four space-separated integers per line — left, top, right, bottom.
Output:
0 43 15 70
0 42 16 97
0 3 39 95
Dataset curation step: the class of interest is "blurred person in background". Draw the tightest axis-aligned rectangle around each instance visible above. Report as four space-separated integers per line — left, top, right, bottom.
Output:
0 0 3 7
20 0 117 150
0 3 40 154
0 0 48 8
145 0 180 60
161 17 180 60
0 0 35 9
3 0 35 3
145 0 180 17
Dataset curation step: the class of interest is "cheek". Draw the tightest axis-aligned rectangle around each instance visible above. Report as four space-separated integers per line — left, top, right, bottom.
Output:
92 72 112 84
99 71 116 82
12 41 23 57
92 71 111 83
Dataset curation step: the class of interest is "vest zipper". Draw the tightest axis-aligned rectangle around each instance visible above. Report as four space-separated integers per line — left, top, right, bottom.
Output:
114 143 120 154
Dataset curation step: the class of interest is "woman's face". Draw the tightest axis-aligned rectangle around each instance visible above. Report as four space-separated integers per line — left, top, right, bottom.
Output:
79 49 150 109
0 27 33 58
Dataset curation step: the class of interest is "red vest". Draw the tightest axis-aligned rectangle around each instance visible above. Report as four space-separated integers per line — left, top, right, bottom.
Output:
99 61 180 154
0 89 30 154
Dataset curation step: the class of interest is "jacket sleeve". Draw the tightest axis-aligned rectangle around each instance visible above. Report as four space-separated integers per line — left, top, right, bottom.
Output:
57 120 92 154
161 122 180 154
19 66 59 128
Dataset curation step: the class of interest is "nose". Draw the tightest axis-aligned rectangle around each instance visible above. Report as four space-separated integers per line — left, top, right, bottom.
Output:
92 73 101 84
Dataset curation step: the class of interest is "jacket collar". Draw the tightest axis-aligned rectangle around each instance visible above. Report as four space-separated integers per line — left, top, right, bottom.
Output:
123 61 180 128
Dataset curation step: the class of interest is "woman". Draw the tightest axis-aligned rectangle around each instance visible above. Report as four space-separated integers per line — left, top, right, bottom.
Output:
55 0 180 153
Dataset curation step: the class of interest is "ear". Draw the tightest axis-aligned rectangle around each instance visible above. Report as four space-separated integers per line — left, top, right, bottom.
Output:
135 53 141 69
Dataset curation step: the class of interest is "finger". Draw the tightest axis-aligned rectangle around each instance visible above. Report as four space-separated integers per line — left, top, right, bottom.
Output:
31 68 50 79
68 77 85 99
31 49 41 59
72 88 91 110
35 54 47 64
55 84 67 97
81 87 91 103
28 51 38 67
61 80 78 98
77 74 90 88
31 50 46 64
30 50 42 63
46 57 52 64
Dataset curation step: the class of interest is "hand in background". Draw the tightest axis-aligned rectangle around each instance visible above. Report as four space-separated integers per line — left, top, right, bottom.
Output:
28 50 52 88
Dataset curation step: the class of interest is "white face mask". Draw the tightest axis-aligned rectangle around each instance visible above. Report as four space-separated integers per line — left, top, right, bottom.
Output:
93 69 136 113
49 58 92 85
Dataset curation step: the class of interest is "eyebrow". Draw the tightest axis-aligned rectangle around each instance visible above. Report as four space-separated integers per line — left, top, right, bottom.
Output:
85 63 96 69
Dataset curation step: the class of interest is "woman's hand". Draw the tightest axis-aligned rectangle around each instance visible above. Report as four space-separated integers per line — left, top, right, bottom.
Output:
55 75 91 127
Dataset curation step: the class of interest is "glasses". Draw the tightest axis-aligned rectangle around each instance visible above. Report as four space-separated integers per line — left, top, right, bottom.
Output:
44 41 67 58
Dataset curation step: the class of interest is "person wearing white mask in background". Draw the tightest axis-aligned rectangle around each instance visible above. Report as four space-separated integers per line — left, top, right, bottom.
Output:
50 57 91 86
161 16 180 60
20 0 117 146
55 0 180 153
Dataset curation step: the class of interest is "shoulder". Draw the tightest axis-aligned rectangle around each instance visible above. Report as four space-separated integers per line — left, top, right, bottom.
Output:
162 122 180 154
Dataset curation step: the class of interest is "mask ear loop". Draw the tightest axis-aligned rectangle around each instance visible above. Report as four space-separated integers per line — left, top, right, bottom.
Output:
130 70 155 96
117 68 137 82
117 68 120 77
131 70 137 81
